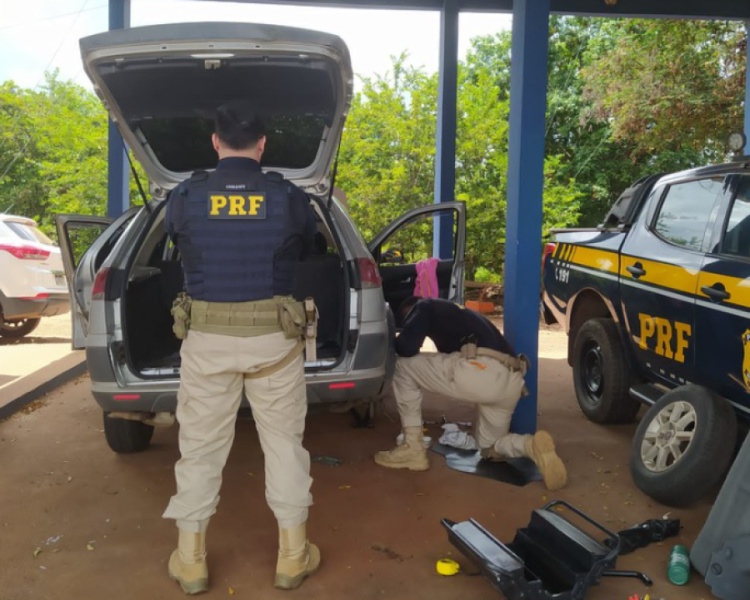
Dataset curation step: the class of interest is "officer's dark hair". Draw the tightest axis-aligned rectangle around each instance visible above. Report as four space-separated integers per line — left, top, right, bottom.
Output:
397 296 421 326
214 100 266 150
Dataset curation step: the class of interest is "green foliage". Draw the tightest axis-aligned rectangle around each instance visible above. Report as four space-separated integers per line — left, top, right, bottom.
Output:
581 19 745 164
337 55 438 241
1 19 746 269
0 71 148 240
473 266 501 284
0 72 109 237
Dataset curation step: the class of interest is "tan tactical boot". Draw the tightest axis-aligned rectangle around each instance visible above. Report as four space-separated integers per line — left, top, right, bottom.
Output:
525 430 567 491
168 529 209 595
274 522 321 590
373 426 429 471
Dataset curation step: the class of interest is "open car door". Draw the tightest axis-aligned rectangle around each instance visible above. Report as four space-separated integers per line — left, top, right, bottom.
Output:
369 201 466 317
54 209 137 348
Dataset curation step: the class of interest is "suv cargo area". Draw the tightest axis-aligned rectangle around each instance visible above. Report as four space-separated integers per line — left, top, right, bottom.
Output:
123 199 349 377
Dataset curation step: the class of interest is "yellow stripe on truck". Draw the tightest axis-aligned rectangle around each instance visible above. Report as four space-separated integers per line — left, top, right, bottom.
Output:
620 256 699 295
567 246 619 274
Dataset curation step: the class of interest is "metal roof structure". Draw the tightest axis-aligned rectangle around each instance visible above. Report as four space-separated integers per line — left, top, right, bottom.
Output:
195 0 750 20
105 0 749 431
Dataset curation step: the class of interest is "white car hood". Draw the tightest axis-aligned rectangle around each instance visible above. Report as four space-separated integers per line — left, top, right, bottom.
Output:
80 22 353 195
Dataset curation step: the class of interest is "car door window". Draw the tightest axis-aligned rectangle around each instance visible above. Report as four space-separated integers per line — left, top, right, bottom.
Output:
720 177 750 259
653 178 724 251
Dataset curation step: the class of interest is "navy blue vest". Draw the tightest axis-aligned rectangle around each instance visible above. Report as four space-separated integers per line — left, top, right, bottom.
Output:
172 162 302 302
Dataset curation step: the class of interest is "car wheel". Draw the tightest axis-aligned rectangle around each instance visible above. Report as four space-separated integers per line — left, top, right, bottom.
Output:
630 385 737 507
103 412 154 453
572 318 639 423
0 317 41 338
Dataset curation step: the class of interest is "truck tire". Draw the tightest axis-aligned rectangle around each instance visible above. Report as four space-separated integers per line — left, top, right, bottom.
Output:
572 318 639 423
630 385 737 507
103 411 154 453
0 317 41 338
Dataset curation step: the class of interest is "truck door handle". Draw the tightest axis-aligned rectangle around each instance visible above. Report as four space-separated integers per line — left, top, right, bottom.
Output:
701 283 730 302
626 263 646 279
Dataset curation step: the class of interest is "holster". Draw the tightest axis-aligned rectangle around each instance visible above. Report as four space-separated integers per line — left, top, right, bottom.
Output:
170 292 193 340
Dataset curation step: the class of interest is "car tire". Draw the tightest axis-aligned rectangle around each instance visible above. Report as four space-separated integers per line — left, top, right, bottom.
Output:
0 317 41 338
103 412 154 453
572 318 639 423
630 385 737 507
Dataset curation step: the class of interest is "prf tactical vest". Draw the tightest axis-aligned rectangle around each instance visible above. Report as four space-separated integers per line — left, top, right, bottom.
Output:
175 168 296 302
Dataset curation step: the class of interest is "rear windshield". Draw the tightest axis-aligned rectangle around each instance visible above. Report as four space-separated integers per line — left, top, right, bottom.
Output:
3 221 55 245
138 114 326 173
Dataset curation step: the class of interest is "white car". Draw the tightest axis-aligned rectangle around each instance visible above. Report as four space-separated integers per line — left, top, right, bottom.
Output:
0 215 70 338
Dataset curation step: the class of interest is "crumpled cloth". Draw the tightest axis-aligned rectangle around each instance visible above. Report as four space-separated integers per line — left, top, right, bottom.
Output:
438 423 478 450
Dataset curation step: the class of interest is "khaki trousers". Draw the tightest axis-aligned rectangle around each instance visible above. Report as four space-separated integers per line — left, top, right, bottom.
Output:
163 330 312 531
392 352 528 456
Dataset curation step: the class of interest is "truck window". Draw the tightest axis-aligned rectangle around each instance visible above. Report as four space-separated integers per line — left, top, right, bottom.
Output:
653 177 724 251
721 177 750 259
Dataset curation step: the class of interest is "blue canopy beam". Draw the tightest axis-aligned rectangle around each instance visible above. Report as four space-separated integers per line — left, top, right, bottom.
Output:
107 0 130 218
504 0 551 433
434 0 459 259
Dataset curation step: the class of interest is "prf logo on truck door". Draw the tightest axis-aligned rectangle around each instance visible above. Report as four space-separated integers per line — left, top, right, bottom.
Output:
637 313 692 363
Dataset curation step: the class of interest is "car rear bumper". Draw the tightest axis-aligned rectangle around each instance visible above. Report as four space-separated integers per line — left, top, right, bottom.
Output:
89 366 388 414
1 293 70 319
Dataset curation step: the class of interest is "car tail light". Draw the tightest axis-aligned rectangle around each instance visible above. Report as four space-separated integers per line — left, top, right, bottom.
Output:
357 257 382 289
0 244 50 260
19 293 49 300
91 267 110 300
328 382 355 390
114 394 141 401
542 242 556 267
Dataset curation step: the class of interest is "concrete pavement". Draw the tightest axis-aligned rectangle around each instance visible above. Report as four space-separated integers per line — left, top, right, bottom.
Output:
0 313 85 420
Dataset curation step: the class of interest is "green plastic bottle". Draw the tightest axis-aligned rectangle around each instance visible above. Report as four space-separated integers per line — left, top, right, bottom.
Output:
667 544 691 585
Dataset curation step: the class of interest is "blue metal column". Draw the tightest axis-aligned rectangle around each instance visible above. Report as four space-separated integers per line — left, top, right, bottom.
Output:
433 0 459 259
745 22 750 147
107 0 130 217
505 0 550 433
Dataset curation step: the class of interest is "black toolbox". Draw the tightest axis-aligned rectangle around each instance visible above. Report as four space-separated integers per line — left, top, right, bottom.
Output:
442 500 650 600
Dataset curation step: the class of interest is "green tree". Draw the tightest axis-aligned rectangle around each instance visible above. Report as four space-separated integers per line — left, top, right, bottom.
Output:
0 72 109 235
582 19 745 164
337 55 438 241
0 71 149 239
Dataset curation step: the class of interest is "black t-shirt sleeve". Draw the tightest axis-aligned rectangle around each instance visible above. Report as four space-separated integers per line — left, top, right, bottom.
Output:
395 303 431 357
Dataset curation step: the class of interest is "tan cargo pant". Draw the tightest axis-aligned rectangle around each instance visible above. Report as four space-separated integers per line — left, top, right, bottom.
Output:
162 330 312 532
393 352 528 456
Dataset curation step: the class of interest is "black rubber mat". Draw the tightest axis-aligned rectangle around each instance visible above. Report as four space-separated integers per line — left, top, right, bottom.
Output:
430 442 541 487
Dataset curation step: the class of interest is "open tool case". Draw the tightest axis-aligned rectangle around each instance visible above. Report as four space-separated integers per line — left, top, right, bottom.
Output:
442 500 651 600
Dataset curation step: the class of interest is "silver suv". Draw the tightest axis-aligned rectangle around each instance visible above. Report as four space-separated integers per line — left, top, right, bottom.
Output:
56 22 466 454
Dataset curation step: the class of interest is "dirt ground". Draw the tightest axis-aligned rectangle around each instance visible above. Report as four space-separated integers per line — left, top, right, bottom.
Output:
0 317 718 600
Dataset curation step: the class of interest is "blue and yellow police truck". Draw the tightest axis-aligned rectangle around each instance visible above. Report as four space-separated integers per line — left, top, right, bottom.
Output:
542 158 750 507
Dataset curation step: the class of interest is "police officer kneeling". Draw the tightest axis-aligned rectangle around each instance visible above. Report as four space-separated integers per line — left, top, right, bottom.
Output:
162 100 319 595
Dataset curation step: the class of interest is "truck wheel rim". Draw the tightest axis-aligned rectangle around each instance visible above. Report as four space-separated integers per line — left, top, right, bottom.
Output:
640 401 696 473
580 341 604 406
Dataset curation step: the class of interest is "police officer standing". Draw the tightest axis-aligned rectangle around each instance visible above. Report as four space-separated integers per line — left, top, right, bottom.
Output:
374 297 567 491
162 100 319 594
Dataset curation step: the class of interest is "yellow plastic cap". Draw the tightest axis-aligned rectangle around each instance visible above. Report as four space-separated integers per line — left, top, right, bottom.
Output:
436 558 460 576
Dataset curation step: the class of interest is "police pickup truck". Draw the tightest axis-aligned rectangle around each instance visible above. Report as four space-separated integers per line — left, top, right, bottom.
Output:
542 158 750 507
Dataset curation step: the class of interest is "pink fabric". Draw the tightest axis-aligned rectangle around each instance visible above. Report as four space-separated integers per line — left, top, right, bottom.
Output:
414 257 440 298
